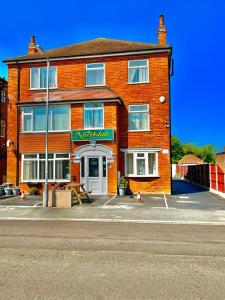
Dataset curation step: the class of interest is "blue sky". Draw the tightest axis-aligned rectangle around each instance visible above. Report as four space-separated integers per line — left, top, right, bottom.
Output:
0 0 224 151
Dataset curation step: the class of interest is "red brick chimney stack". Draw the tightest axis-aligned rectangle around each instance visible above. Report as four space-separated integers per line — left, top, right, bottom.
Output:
28 35 38 54
158 15 167 46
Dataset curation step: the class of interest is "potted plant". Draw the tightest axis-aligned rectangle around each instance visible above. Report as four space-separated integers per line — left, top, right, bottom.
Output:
118 176 128 196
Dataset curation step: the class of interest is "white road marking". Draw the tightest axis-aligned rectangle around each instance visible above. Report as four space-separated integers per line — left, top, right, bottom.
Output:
176 200 199 204
178 196 190 199
101 205 133 209
33 202 42 207
1 217 225 225
103 195 117 206
164 194 168 209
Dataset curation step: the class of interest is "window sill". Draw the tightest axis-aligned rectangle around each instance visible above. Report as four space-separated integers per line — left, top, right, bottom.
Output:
85 84 106 87
127 81 150 85
29 87 58 91
20 130 71 134
126 175 160 178
21 180 70 183
128 130 150 132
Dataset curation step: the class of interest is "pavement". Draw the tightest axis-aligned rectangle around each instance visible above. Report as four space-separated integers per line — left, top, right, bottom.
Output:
0 180 225 224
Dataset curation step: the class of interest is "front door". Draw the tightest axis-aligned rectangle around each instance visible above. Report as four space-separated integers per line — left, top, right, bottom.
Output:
81 156 107 194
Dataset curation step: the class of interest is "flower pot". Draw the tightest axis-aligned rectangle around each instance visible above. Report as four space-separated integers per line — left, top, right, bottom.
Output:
118 187 127 196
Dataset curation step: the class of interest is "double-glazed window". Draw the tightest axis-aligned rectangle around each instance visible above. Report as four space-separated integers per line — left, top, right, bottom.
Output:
128 59 149 83
86 63 105 86
84 103 104 129
22 153 70 181
22 105 70 132
128 104 149 131
0 121 5 137
126 151 158 177
30 67 57 89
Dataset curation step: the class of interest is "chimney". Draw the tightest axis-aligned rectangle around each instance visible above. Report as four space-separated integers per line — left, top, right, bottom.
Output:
28 35 38 54
158 15 167 46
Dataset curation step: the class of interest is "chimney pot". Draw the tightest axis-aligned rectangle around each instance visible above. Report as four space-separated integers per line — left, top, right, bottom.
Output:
28 35 38 54
158 14 167 46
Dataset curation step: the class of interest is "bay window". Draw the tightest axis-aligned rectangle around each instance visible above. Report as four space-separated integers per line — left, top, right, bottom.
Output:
22 105 70 132
128 104 149 131
86 63 105 86
30 67 57 89
84 103 104 129
125 151 158 177
22 153 70 182
128 59 149 83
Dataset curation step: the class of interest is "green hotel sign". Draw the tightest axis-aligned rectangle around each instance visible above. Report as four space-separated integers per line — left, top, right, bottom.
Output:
71 129 114 141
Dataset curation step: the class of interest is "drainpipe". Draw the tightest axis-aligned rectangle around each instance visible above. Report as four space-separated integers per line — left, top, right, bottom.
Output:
16 62 20 186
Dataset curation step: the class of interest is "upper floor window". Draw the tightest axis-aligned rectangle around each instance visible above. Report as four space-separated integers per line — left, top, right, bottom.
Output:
126 151 158 177
128 104 149 131
22 105 70 132
30 67 57 89
128 59 149 83
0 121 6 137
84 103 104 129
86 63 105 86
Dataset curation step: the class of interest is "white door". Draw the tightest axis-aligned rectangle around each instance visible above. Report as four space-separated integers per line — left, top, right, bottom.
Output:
81 156 107 194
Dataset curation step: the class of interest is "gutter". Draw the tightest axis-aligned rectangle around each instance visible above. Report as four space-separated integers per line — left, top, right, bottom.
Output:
3 47 172 65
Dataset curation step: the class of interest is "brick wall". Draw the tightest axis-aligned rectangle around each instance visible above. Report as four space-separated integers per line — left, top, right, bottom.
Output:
7 52 171 194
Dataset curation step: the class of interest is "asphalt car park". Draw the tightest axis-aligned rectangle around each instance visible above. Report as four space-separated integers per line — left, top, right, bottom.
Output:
0 180 225 211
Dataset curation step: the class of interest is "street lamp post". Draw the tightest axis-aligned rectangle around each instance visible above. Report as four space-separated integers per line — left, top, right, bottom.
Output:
36 45 49 208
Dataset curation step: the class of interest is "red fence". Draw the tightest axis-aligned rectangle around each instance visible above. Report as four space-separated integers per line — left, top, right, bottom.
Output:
177 164 225 194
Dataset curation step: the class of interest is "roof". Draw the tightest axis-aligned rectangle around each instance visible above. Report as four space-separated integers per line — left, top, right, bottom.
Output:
178 154 205 165
17 88 120 104
3 38 171 63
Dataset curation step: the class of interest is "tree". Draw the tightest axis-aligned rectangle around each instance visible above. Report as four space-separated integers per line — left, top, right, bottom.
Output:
171 136 183 164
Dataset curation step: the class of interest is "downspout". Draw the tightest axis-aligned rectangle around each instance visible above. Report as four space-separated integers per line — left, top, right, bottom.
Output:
168 48 174 194
16 62 20 186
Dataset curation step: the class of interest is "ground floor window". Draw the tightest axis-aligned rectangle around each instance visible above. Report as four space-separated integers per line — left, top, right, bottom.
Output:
125 151 158 177
22 153 70 182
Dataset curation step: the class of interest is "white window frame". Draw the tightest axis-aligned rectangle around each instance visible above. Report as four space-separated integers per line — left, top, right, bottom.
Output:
128 104 150 132
21 105 71 133
128 59 149 84
86 63 106 87
30 66 57 90
0 121 6 137
124 150 159 177
21 153 70 182
83 103 104 129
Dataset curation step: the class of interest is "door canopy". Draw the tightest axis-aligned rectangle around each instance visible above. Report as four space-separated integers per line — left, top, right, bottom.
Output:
73 144 114 162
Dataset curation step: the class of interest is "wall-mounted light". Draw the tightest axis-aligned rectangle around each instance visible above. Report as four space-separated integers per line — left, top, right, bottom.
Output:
159 96 166 103
6 139 14 147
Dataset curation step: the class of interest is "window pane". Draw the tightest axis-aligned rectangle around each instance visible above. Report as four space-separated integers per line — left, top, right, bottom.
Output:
55 160 70 180
88 158 99 177
84 107 103 128
40 68 47 88
31 69 39 89
33 107 46 131
129 60 147 67
39 154 54 159
137 159 146 175
24 154 37 159
103 156 106 178
87 63 104 69
52 106 69 131
39 161 54 180
129 67 148 83
55 154 69 158
24 108 32 114
130 105 148 112
148 153 156 175
24 114 32 131
126 153 133 175
129 112 148 130
87 69 104 85
23 161 37 180
85 103 103 109
81 157 85 177
49 67 56 88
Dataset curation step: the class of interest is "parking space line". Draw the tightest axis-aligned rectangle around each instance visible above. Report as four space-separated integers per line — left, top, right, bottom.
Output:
164 194 168 209
33 202 42 207
103 195 117 206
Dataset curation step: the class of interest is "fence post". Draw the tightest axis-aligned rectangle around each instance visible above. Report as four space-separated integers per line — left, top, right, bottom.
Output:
216 165 218 191
209 164 211 189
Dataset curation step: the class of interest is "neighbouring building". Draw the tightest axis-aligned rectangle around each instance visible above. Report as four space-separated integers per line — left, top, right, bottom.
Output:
0 78 7 184
178 154 204 166
3 15 172 195
216 146 225 173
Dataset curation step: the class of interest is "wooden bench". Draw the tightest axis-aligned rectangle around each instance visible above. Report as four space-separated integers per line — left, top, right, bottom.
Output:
64 183 92 205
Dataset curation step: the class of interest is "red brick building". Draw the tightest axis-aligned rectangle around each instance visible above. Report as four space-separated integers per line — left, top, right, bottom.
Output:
4 15 172 194
0 78 7 184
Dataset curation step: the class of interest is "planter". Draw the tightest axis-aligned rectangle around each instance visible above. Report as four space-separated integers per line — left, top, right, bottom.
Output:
48 190 73 208
118 187 127 196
